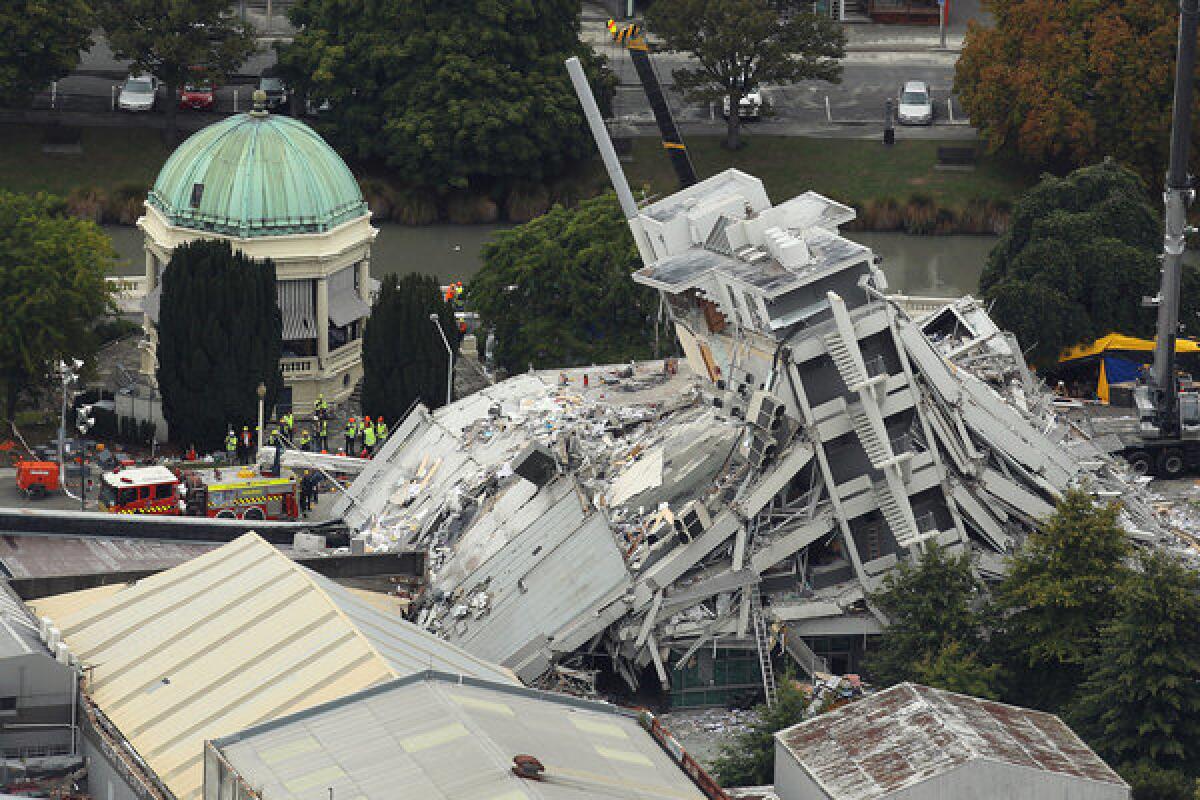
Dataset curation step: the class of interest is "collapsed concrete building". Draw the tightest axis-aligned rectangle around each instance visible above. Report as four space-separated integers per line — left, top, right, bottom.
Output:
336 165 1161 707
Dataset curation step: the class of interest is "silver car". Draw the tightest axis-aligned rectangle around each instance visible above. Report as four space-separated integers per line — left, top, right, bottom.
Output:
118 75 158 112
897 80 933 125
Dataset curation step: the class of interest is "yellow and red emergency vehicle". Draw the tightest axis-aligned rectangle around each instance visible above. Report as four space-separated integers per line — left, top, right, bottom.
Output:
98 465 299 520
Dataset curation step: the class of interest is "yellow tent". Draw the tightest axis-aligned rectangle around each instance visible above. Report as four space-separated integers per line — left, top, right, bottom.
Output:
1058 333 1200 403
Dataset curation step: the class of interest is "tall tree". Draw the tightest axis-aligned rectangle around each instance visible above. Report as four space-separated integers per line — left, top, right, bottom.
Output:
646 0 845 149
1071 554 1200 779
95 0 257 142
276 0 609 193
979 160 1200 366
0 192 114 419
864 543 1000 698
156 239 282 450
955 0 1191 179
361 273 458 423
993 489 1132 712
0 0 94 106
469 193 659 373
711 677 811 787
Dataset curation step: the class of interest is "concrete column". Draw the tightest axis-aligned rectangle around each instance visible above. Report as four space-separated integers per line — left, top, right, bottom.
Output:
316 276 329 365
145 250 156 287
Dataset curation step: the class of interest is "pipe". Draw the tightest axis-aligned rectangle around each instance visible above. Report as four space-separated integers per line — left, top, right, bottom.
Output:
565 57 639 221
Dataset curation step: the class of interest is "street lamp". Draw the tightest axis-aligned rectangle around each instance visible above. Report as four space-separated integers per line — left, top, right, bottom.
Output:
256 382 267 456
55 359 84 502
430 313 453 407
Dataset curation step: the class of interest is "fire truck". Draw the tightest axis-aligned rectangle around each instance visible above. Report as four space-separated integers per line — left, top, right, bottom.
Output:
98 465 299 520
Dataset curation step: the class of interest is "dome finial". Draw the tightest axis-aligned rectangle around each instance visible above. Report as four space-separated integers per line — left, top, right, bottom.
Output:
250 89 268 116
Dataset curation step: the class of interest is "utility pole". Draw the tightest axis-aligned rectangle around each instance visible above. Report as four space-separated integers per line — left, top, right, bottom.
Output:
938 0 947 49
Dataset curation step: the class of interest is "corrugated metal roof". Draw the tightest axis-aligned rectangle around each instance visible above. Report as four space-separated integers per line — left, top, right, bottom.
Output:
0 536 216 579
29 533 514 800
0 580 45 658
776 683 1127 800
212 671 707 800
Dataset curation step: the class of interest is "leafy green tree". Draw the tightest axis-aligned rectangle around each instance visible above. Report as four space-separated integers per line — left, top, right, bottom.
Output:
711 677 810 786
156 239 282 451
955 0 1189 179
0 1 94 106
980 160 1200 366
361 273 458 422
993 489 1132 712
0 192 114 420
1118 761 1196 800
95 0 257 142
276 0 608 193
469 193 660 373
1071 554 1200 779
863 543 999 698
646 0 845 150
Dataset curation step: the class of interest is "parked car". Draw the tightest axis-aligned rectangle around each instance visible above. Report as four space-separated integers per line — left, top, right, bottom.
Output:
179 75 216 111
722 87 765 120
118 75 158 112
897 80 934 125
258 75 289 112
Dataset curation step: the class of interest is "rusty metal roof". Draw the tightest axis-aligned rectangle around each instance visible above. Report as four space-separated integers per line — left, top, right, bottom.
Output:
775 683 1126 799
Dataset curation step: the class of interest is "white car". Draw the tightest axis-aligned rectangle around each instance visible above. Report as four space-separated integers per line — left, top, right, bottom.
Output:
118 75 159 112
897 80 933 125
722 88 765 120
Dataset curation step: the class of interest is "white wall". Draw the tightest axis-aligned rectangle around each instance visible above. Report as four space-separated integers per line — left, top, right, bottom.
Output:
774 739 831 800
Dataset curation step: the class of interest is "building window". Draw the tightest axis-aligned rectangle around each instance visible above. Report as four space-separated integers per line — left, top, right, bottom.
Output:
190 183 205 208
0 696 16 714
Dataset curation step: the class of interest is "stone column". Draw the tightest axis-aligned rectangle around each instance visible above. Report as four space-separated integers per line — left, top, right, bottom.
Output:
357 257 370 303
316 275 329 366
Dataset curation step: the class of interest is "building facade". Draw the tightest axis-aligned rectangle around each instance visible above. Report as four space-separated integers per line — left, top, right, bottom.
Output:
138 99 376 415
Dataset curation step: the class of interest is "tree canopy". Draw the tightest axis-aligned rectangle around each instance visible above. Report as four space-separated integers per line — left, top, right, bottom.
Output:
361 273 458 423
955 0 1191 178
979 160 1200 366
0 192 114 420
276 0 608 192
95 0 257 140
647 0 844 149
864 543 1000 699
156 239 282 451
0 0 94 106
1071 553 1200 778
469 193 659 373
993 489 1131 712
710 677 810 786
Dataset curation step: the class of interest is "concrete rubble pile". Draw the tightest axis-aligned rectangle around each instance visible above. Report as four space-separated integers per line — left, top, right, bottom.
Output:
335 168 1165 695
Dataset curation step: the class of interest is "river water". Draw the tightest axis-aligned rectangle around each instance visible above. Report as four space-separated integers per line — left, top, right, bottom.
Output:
104 224 999 298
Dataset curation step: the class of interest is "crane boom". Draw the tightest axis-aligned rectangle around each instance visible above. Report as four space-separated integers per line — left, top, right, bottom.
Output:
1142 0 1199 439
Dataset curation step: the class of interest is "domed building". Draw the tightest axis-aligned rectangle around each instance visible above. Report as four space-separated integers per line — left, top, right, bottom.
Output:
138 98 376 416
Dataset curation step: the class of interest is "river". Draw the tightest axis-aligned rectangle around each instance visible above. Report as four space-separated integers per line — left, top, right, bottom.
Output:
104 224 999 298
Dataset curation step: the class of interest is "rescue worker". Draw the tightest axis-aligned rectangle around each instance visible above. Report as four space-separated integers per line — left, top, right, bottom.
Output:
314 393 329 418
225 428 238 465
299 470 316 515
240 426 253 464
318 417 329 452
375 417 388 444
269 422 283 449
344 416 359 455
363 417 377 457
282 411 295 440
298 427 312 451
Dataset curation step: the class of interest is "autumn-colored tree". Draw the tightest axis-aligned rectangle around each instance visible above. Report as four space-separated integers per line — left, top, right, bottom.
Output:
956 0 1188 178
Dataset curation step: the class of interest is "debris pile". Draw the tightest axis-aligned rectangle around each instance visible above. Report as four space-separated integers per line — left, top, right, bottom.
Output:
336 169 1166 700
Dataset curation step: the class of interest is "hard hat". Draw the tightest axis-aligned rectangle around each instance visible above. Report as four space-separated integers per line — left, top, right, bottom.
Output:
242 426 248 430
349 417 356 422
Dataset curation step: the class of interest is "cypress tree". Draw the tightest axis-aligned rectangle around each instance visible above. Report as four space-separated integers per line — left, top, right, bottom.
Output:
156 239 283 450
361 273 457 423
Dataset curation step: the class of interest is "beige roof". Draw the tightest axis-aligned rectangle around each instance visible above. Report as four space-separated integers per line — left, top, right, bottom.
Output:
31 533 513 800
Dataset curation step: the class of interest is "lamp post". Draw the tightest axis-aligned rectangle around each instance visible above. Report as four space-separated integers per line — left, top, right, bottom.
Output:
938 0 947 50
430 314 453 407
55 360 83 502
256 382 267 456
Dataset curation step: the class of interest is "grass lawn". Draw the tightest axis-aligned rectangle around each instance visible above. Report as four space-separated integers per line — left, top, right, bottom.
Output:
0 125 171 197
616 135 1036 209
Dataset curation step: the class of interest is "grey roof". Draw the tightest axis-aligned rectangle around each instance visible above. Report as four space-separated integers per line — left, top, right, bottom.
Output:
211 670 707 800
0 580 47 658
0 535 217 579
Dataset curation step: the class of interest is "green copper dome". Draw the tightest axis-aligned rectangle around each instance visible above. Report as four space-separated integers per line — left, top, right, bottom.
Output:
148 111 368 238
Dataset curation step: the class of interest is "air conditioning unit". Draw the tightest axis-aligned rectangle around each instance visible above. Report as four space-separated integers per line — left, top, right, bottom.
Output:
673 501 712 545
747 391 785 432
747 432 777 469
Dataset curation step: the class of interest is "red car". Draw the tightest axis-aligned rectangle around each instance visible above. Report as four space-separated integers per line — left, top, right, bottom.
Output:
179 77 216 111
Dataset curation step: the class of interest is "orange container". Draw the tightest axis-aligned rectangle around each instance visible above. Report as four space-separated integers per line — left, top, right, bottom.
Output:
16 460 60 498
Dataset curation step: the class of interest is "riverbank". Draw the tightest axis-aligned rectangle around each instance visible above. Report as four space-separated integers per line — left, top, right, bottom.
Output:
0 123 1032 233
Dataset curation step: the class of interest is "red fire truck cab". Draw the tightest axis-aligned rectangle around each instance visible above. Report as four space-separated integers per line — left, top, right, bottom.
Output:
99 466 298 520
